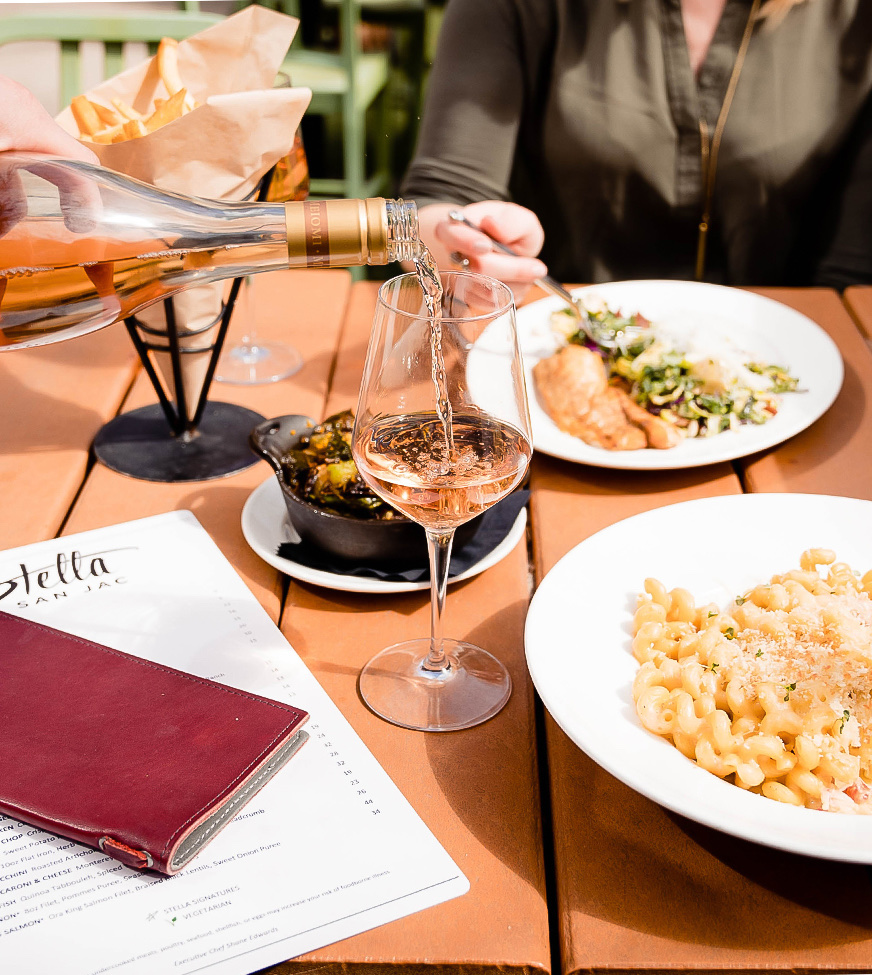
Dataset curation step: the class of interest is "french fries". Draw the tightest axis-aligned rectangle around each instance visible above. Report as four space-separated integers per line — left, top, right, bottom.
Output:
143 88 189 133
70 95 105 138
70 36 199 145
111 97 143 122
91 100 121 127
122 119 149 140
156 37 196 111
90 123 125 145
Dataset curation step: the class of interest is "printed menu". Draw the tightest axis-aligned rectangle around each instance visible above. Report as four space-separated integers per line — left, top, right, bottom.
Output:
0 511 468 974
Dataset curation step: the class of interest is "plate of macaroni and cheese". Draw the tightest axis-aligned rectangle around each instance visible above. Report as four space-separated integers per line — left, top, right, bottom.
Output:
516 280 843 469
525 493 872 861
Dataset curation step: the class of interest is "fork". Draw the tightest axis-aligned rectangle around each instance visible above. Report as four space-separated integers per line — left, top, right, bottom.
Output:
447 210 646 349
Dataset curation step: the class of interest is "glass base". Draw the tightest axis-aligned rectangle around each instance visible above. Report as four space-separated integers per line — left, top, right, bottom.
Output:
358 639 512 732
92 401 265 482
215 340 303 385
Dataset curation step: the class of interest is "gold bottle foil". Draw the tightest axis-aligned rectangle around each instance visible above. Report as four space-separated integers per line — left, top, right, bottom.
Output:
284 199 390 267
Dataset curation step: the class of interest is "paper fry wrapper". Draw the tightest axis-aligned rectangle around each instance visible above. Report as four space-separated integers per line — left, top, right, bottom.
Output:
56 5 312 420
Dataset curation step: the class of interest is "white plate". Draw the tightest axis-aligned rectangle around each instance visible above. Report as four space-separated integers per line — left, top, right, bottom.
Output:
242 476 527 594
525 493 872 862
515 280 843 469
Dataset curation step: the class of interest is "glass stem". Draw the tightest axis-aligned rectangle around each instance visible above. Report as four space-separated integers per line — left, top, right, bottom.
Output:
423 528 455 672
240 276 256 347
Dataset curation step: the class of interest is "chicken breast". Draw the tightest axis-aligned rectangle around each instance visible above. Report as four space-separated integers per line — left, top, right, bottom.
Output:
613 388 684 449
533 345 647 450
533 344 686 451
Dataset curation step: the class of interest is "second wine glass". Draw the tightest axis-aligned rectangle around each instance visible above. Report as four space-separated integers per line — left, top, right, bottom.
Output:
215 275 302 385
352 270 532 732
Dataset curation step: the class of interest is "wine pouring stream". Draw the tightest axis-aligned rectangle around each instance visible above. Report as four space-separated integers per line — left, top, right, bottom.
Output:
351 261 533 732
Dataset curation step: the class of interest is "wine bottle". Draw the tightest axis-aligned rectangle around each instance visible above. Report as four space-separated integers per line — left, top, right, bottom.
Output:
0 152 419 351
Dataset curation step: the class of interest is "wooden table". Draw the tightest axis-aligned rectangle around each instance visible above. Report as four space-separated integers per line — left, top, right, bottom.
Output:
0 269 550 975
5 274 872 974
533 286 872 975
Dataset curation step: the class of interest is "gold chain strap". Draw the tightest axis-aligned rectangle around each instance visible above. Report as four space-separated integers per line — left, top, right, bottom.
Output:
695 0 762 281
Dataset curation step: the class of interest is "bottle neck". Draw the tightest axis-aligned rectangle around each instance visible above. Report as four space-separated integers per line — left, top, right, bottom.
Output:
384 199 419 263
282 198 419 267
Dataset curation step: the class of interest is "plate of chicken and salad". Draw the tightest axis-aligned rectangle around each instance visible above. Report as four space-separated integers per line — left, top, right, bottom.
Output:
511 279 843 470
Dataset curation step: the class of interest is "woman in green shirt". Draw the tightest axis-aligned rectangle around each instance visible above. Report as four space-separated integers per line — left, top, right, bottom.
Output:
401 0 872 293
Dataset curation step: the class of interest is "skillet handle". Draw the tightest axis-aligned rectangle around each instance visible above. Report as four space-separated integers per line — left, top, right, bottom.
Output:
248 413 315 474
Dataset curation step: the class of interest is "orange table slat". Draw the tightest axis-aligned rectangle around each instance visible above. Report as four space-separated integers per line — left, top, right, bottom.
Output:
532 286 872 974
62 269 352 622
844 284 872 339
273 281 552 975
739 287 872 499
0 324 137 549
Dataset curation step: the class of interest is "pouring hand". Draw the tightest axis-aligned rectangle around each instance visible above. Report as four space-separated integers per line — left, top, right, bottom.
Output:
0 77 103 239
0 76 98 163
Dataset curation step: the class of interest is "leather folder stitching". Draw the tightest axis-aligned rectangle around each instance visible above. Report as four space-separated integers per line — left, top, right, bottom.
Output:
161 722 305 856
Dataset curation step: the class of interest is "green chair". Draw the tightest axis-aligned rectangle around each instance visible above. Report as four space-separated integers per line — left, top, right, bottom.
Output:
0 1 221 112
278 0 393 199
356 0 429 171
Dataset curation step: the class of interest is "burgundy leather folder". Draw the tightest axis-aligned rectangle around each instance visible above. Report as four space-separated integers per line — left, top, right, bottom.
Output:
0 610 308 874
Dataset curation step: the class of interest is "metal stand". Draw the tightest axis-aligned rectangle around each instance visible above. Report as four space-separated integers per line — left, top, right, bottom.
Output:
92 169 276 482
93 401 265 483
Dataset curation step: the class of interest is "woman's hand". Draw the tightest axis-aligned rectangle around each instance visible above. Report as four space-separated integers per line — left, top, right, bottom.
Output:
0 77 104 238
417 201 547 301
0 76 98 163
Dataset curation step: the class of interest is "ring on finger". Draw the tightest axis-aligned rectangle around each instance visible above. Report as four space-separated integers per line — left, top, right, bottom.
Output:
449 251 471 269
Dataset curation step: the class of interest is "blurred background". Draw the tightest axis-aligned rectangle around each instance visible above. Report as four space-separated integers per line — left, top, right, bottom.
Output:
0 0 446 270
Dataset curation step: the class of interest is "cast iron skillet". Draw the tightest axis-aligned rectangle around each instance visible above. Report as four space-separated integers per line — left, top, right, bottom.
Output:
250 414 478 569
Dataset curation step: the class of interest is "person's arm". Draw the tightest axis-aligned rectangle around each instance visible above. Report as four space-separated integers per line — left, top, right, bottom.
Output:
401 0 547 295
808 90 872 290
0 75 98 162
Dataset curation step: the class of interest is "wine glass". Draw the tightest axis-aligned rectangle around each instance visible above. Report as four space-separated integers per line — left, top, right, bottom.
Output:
214 275 302 385
216 72 306 385
352 270 532 732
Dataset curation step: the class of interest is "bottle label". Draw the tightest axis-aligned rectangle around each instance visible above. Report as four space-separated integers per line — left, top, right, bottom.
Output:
284 199 373 267
304 201 330 267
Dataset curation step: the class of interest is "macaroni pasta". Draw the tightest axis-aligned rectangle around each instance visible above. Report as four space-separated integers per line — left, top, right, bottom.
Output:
632 549 872 813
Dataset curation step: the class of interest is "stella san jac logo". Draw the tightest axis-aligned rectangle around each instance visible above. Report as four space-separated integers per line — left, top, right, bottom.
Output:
0 547 135 608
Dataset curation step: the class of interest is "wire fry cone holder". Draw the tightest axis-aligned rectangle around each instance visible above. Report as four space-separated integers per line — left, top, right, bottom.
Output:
91 169 276 483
